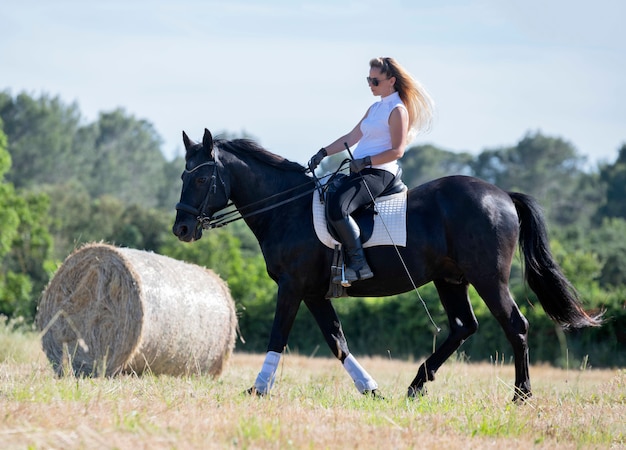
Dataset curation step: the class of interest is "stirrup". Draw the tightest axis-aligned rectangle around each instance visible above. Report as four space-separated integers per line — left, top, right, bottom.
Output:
332 265 374 287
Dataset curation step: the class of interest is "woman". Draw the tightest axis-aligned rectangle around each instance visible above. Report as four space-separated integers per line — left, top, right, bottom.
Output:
308 56 434 286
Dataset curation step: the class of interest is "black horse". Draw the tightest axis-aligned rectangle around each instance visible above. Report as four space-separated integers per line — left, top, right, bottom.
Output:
173 129 601 401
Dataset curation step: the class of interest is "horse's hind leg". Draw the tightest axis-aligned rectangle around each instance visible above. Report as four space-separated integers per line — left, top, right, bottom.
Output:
472 279 531 402
408 280 478 397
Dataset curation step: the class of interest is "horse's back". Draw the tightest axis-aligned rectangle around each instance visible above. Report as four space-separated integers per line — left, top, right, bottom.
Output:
408 175 516 219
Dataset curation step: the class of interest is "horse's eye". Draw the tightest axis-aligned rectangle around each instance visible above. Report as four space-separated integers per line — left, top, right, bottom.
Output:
196 177 208 185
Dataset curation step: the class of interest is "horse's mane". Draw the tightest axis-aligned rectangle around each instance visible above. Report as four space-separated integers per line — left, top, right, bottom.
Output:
216 138 307 174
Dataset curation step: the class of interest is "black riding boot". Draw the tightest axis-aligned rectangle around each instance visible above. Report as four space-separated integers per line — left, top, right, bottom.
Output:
330 216 374 287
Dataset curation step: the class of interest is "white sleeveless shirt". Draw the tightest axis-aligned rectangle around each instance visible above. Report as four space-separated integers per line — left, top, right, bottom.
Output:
353 91 407 174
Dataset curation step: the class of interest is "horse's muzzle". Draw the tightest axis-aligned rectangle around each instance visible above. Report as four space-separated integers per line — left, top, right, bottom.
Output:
172 218 203 242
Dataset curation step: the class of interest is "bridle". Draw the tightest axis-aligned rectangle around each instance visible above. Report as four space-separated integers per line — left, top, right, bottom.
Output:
175 158 330 230
175 160 225 225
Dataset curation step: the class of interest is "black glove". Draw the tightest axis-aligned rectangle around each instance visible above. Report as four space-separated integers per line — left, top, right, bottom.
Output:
308 148 327 171
350 156 372 173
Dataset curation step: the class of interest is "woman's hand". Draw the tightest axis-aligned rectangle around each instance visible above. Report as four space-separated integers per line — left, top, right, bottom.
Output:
350 156 372 173
308 148 327 171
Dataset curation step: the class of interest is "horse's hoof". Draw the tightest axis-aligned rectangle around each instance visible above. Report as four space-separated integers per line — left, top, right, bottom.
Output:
512 390 532 404
363 389 385 400
407 385 427 398
244 386 265 397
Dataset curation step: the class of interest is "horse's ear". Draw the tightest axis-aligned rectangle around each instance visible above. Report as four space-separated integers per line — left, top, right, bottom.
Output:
202 128 214 151
182 131 196 151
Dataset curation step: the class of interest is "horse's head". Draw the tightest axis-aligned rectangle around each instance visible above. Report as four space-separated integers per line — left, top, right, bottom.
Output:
172 129 230 242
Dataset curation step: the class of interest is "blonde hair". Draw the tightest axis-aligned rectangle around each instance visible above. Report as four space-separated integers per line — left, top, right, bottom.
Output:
370 57 434 138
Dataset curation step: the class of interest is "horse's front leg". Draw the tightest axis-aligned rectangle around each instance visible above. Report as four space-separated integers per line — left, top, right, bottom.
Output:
250 281 302 395
304 296 379 395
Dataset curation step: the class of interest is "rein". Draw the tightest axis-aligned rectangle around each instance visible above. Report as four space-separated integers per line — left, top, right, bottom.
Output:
201 181 316 229
206 161 349 228
176 158 348 230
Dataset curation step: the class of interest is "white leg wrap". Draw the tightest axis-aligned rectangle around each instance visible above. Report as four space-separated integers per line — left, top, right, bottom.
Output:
343 354 378 393
254 351 281 394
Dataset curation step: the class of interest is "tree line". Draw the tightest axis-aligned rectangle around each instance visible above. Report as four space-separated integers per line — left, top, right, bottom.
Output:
1 90 624 367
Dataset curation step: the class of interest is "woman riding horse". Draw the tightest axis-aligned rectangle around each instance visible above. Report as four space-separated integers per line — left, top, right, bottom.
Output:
308 57 434 287
173 128 601 401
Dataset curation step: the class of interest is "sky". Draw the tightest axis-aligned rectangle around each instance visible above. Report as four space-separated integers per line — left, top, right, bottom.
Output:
1 0 624 167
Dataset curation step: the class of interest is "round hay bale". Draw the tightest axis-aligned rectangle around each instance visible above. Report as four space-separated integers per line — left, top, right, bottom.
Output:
36 243 237 377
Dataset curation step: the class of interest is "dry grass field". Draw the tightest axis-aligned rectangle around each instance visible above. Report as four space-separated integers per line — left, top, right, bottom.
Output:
0 330 624 449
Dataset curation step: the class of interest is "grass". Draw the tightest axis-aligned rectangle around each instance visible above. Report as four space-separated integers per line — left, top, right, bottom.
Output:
0 325 624 449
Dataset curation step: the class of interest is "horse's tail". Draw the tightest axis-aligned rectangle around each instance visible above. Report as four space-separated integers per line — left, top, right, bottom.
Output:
508 192 603 328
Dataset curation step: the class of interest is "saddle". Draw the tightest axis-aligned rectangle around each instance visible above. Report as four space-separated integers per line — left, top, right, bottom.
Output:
313 170 408 298
323 170 407 244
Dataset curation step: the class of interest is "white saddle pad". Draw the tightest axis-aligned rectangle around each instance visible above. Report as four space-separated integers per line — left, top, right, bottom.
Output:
312 189 408 249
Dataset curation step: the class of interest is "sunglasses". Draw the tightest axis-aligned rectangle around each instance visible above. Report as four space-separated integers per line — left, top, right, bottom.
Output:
366 76 389 87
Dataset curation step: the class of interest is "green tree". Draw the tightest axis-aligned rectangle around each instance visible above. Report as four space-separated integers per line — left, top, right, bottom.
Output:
586 218 626 288
471 132 596 227
0 121 54 320
0 123 29 318
112 205 172 251
158 156 186 210
400 144 473 188
471 132 581 192
40 181 93 260
43 182 172 259
80 108 166 207
0 91 84 188
0 123 17 259
597 143 626 220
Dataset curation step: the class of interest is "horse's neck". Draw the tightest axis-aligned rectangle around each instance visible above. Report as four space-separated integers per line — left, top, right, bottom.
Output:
228 162 309 240
229 166 281 207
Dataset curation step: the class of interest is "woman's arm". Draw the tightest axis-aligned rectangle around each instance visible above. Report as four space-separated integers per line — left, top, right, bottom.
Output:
323 110 368 155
